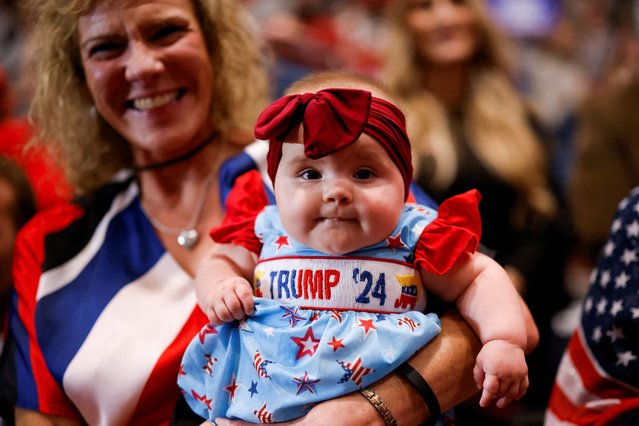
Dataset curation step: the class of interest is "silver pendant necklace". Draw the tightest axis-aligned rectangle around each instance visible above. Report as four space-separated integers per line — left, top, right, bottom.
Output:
140 172 215 250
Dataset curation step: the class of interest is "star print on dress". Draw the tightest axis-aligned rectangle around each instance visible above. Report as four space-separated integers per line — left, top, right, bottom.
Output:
198 323 217 343
337 356 374 386
292 371 321 395
280 305 306 326
354 317 376 340
253 350 275 379
398 316 420 332
248 381 258 398
330 310 343 323
386 232 406 252
203 354 219 376
224 374 241 402
191 389 212 410
274 235 291 252
291 327 320 359
254 403 274 423
327 336 345 352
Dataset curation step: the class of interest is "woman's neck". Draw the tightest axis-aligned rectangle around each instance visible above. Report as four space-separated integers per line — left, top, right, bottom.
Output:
420 63 470 110
137 139 227 209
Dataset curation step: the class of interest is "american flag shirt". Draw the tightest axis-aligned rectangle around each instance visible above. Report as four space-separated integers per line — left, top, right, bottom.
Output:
545 188 639 425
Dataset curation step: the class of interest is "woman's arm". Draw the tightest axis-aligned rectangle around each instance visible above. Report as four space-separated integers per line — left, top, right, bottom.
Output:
368 310 483 425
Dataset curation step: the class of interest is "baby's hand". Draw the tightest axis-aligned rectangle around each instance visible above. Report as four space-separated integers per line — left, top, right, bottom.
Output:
203 277 254 325
473 339 528 408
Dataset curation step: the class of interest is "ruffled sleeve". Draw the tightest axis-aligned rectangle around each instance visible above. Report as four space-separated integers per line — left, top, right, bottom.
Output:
209 170 268 255
415 189 482 275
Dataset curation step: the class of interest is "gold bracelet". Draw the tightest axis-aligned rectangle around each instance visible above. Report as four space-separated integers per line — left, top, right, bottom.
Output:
360 386 398 426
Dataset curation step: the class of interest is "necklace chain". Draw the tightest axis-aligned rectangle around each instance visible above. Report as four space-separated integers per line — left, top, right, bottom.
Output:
140 170 216 250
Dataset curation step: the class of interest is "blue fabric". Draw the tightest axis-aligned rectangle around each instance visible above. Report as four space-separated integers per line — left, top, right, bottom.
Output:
178 298 440 422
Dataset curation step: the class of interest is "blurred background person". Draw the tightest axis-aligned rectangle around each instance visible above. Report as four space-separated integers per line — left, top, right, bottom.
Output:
383 0 572 423
0 0 32 116
557 0 639 341
0 66 72 211
0 156 35 347
567 0 639 274
244 0 393 96
0 156 36 426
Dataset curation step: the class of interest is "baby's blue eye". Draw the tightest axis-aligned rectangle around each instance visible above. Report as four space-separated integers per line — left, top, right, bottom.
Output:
300 169 322 180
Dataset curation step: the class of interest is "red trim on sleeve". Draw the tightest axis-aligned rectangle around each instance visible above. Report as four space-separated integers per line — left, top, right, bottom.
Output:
209 170 268 254
415 190 482 275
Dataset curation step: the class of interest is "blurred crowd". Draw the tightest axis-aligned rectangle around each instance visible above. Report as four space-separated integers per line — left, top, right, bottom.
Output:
1 0 638 424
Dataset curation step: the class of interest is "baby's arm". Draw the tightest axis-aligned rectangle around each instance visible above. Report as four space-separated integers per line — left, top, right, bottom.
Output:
195 244 258 324
421 251 529 408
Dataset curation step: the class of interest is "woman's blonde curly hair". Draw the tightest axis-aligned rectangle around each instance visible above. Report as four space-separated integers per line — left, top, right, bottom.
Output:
24 0 269 195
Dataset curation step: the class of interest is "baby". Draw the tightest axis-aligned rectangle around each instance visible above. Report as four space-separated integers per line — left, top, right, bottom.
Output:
178 71 528 423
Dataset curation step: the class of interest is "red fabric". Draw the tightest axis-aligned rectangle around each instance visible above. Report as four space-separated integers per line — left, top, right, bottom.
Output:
129 307 208 426
547 327 639 425
13 204 85 420
255 88 412 199
0 118 72 210
414 190 482 275
209 170 268 254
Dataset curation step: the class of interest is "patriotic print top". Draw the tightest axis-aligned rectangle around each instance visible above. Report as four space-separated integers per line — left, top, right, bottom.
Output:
4 142 273 425
211 171 482 313
545 187 639 425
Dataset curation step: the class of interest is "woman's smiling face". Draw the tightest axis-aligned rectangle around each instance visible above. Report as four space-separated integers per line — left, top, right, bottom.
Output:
78 0 215 164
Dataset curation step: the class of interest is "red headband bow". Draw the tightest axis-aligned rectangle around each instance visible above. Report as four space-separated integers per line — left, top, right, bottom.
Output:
254 88 413 200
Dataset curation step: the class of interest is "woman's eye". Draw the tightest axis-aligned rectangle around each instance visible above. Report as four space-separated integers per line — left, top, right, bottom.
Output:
87 42 124 59
354 169 374 180
153 24 188 43
300 169 322 180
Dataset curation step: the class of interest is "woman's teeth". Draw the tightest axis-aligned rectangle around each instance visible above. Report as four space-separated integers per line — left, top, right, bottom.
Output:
133 91 178 110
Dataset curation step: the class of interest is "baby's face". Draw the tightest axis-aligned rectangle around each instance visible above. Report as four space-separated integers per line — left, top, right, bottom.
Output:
274 132 405 255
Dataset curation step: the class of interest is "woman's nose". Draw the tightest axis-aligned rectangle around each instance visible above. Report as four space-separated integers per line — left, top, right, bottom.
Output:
322 179 353 204
124 42 164 82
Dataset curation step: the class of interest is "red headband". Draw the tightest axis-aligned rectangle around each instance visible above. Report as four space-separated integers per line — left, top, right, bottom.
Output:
254 88 413 200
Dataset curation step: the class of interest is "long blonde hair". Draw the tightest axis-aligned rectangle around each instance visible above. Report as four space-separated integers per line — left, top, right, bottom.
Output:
384 0 556 218
23 0 269 195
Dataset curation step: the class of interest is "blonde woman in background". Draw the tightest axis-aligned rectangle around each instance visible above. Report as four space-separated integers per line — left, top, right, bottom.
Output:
384 0 571 422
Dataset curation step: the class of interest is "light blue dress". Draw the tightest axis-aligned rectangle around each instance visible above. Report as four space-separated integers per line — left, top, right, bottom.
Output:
178 204 445 423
